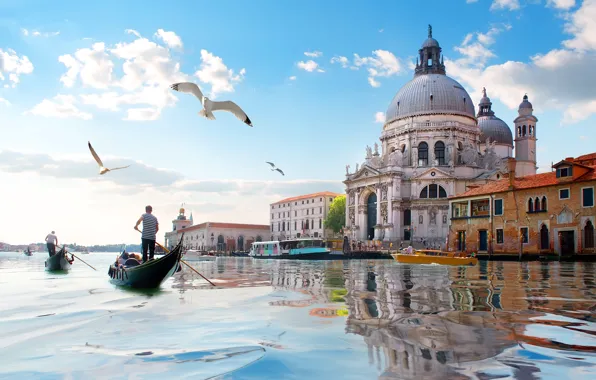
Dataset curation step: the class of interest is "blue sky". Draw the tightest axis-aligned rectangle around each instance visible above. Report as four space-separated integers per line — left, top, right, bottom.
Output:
1 0 595 244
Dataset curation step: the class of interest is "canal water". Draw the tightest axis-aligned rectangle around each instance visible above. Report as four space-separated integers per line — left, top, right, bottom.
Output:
0 252 594 379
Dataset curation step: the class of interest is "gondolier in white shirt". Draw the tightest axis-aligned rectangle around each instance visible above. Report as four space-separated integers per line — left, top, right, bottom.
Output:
134 205 159 262
45 231 58 257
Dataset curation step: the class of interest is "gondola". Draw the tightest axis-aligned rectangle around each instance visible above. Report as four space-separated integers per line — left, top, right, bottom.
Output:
107 239 184 288
45 247 72 271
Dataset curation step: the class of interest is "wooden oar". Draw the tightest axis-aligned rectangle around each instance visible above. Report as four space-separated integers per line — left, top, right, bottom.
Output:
69 252 97 271
135 230 215 287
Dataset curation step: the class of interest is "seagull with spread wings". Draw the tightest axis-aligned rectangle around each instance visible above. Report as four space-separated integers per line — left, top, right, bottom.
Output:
265 161 285 176
88 141 131 175
170 82 253 127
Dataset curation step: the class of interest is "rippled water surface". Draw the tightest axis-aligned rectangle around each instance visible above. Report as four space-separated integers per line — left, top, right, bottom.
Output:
0 253 594 379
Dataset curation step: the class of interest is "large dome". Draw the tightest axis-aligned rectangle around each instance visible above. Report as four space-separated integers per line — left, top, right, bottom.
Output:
385 74 476 123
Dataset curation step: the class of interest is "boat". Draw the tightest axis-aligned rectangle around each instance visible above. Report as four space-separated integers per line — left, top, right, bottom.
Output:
391 249 478 266
183 249 216 261
249 238 332 260
107 240 183 288
231 251 250 257
45 247 72 271
23 249 33 256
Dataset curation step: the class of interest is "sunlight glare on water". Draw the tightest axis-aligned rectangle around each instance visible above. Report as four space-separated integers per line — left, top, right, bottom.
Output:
0 252 594 379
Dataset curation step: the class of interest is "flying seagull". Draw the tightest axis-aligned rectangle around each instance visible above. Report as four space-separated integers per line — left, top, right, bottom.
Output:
266 161 284 175
170 82 252 127
88 141 131 175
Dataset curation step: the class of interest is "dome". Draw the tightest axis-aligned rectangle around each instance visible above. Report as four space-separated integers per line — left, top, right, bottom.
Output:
519 94 533 109
422 37 440 48
385 74 476 122
478 116 513 146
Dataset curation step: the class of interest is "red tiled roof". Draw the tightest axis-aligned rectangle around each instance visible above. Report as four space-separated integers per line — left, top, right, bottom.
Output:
451 164 596 199
179 222 270 233
272 191 343 205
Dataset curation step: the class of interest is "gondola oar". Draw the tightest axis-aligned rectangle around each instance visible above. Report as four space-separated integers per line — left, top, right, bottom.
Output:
135 230 215 287
69 252 97 271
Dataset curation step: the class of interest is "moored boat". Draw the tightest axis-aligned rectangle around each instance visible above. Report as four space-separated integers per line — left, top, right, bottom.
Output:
392 249 478 266
108 240 183 288
45 247 72 271
23 249 33 256
183 249 216 261
249 238 332 260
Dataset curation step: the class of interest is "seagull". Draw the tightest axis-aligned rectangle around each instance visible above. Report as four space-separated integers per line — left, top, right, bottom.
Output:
88 141 131 175
265 161 284 175
170 82 252 127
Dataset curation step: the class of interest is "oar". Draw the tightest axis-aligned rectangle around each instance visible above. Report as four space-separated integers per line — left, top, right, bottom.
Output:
135 230 215 287
69 252 97 271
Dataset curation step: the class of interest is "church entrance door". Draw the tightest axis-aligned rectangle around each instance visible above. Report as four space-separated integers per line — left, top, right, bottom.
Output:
366 192 377 240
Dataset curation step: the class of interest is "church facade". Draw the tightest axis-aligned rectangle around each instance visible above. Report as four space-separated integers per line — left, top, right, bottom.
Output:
343 26 538 248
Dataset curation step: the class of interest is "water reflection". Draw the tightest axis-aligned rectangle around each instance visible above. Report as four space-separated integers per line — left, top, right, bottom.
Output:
262 260 596 379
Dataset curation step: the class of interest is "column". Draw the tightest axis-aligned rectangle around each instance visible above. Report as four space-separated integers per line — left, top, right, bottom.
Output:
374 186 382 240
345 190 350 230
386 182 393 241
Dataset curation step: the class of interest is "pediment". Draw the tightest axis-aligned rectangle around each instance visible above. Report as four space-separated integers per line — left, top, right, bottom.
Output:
412 167 452 180
350 164 381 180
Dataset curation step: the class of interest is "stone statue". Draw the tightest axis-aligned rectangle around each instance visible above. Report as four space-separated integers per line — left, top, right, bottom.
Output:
429 209 437 225
374 143 379 156
349 191 355 205
460 140 478 166
402 146 409 166
482 87 486 98
345 164 350 175
355 163 359 172
366 145 372 159
390 149 402 166
349 208 355 226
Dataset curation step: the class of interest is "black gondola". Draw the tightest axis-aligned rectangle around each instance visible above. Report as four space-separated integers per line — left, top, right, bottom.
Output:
107 237 184 288
45 247 72 271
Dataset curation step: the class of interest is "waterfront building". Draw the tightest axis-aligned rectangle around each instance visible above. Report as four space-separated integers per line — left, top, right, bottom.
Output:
447 153 596 257
164 206 269 251
269 191 343 241
343 25 538 248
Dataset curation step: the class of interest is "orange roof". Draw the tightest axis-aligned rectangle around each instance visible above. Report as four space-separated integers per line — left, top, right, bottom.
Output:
179 222 270 233
272 191 343 205
451 165 596 199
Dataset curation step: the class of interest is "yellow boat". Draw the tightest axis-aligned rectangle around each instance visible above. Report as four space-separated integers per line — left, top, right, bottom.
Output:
391 249 478 266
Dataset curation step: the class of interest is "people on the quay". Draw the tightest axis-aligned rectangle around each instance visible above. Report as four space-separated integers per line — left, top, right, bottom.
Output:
45 231 58 257
134 205 159 262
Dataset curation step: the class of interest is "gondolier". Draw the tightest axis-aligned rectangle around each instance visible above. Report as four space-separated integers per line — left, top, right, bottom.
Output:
134 205 159 263
45 231 58 257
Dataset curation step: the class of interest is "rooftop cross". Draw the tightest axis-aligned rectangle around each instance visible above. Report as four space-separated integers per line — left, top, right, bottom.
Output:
428 24 432 38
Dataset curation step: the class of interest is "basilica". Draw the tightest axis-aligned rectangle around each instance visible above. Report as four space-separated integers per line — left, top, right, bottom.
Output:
343 26 538 247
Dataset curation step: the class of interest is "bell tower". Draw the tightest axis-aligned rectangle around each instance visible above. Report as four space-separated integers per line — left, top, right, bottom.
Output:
513 94 538 177
414 24 446 77
172 203 192 231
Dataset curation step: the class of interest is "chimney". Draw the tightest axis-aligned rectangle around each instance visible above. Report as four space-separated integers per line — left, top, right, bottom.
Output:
507 157 516 189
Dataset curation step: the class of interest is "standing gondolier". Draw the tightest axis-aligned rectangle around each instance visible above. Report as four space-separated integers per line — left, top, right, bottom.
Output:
134 205 159 263
45 231 58 257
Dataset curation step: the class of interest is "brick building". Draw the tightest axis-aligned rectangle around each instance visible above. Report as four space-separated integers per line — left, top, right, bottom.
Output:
447 154 596 258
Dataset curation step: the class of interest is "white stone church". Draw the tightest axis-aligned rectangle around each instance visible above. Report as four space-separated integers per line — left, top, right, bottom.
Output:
343 25 538 247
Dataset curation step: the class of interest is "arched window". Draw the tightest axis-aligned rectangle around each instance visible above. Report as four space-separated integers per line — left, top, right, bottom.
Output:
528 198 534 213
434 141 446 165
457 142 463 164
535 197 541 212
418 142 428 166
517 126 522 137
419 184 447 199
522 125 527 136
541 196 547 211
585 221 594 249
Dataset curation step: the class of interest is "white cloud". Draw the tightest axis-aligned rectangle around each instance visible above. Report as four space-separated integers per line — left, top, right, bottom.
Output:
194 49 246 99
0 97 10 106
467 0 479 3
378 29 384 33
374 112 385 123
289 76 296 80
446 3 596 124
155 29 183 49
297 60 320 72
26 94 92 120
490 0 520 11
304 51 322 58
547 0 576 10
333 50 402 87
21 28 60 37
58 42 114 89
0 48 34 88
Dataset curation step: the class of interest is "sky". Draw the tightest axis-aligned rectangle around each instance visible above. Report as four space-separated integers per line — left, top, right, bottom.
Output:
1 0 595 245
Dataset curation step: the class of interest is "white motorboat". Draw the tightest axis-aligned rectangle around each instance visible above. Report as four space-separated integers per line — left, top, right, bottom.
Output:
183 249 216 261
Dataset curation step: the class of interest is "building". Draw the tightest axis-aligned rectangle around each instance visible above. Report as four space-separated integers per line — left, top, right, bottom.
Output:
447 154 596 258
164 206 269 251
343 25 538 247
270 191 343 240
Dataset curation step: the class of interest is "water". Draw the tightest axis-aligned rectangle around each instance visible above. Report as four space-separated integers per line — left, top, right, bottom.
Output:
0 253 594 379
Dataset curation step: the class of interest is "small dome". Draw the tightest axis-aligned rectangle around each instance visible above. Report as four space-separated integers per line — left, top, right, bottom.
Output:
478 116 513 146
385 74 476 122
519 94 533 109
422 37 440 48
